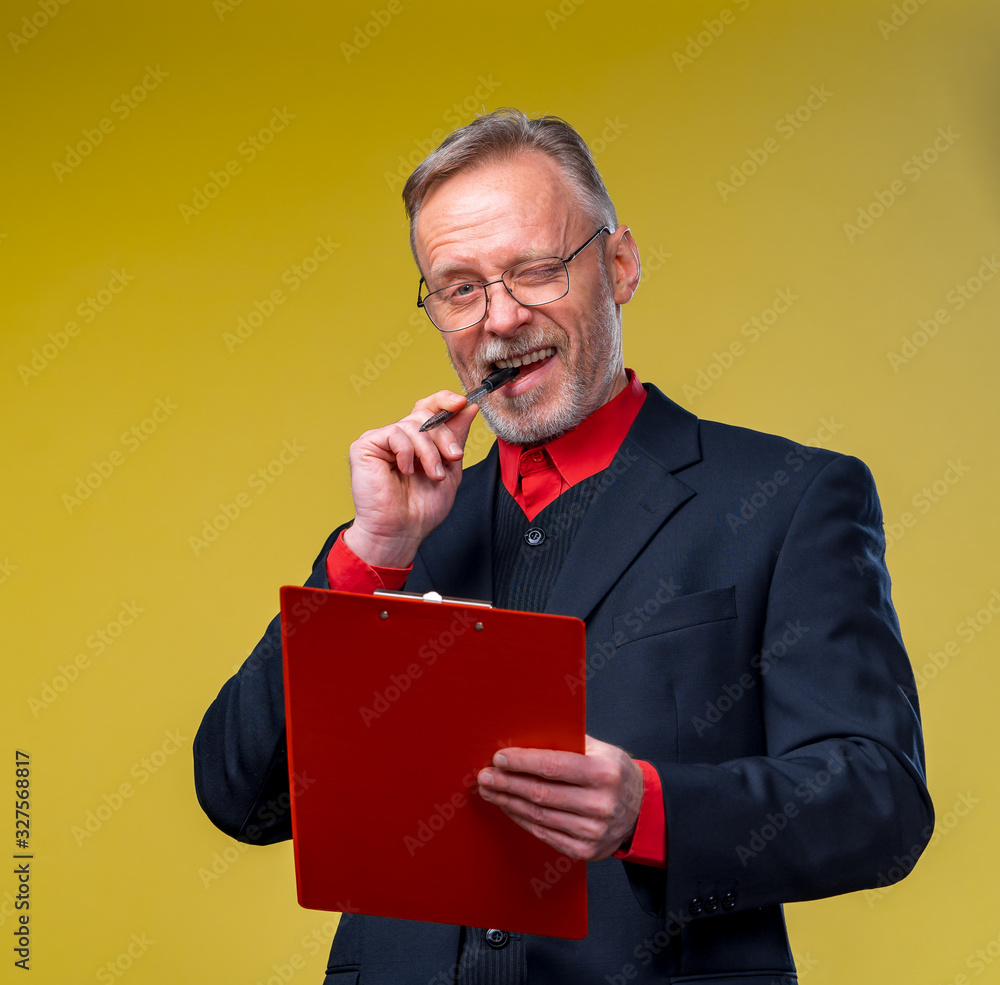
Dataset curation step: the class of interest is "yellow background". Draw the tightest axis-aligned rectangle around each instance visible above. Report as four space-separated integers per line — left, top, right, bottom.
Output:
3 0 998 981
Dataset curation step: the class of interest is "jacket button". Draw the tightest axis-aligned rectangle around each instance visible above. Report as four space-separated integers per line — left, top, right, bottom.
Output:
524 527 545 546
485 929 509 948
704 895 720 913
689 897 704 915
722 892 738 910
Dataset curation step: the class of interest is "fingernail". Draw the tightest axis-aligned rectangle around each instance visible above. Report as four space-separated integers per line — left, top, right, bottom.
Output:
449 443 461 456
479 769 493 786
494 753 507 768
434 463 444 478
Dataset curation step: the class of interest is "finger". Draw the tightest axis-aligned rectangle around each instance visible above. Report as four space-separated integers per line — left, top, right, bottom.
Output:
436 400 480 451
479 785 607 839
401 392 475 476
491 747 591 786
493 803 607 861
381 424 419 477
479 769 616 825
409 389 468 427
414 406 478 470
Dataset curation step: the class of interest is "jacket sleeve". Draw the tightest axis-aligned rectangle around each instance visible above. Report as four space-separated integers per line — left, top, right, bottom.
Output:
630 454 933 919
192 526 344 844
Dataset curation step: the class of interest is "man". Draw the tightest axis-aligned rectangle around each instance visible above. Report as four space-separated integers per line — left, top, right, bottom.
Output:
195 109 932 985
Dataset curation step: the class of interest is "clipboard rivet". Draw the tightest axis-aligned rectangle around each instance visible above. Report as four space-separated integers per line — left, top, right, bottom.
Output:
475 621 484 631
379 611 389 620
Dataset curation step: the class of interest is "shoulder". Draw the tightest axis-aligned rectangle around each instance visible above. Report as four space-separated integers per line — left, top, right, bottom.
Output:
639 383 868 483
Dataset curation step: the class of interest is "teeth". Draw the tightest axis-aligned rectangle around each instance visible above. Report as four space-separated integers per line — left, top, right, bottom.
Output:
495 347 556 370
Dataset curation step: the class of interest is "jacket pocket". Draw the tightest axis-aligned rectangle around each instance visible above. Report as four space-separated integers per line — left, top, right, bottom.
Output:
613 585 737 645
322 971 359 984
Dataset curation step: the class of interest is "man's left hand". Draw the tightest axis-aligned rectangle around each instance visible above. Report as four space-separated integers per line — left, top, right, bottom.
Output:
477 735 644 861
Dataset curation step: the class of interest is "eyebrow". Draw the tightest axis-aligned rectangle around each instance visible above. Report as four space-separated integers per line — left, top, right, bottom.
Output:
430 248 560 286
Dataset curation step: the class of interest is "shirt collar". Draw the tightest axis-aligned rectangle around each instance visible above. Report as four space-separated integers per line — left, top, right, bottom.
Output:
497 369 646 492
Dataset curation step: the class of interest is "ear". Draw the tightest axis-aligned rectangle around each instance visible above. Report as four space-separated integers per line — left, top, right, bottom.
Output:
608 226 641 305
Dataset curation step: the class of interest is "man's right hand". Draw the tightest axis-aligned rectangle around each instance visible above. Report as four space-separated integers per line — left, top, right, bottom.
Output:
342 390 480 569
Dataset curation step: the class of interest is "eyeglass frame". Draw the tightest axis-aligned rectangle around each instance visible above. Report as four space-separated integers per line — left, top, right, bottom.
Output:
415 225 614 333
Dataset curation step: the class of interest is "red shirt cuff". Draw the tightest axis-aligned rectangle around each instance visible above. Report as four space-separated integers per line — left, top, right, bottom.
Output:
613 759 667 868
325 530 412 594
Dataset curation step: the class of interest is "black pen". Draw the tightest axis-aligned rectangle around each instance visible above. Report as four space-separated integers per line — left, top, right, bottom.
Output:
418 365 520 432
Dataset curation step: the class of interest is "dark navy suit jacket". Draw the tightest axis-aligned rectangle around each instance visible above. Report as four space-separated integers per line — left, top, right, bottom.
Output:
194 385 932 985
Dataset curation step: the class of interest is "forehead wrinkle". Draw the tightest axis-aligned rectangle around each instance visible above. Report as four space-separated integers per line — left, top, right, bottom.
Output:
416 153 583 283
425 214 578 285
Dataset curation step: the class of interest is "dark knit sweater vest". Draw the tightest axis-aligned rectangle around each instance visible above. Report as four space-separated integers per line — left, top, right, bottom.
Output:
457 472 604 985
491 473 606 613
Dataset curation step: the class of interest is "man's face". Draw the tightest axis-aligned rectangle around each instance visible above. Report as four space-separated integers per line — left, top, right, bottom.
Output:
414 152 628 445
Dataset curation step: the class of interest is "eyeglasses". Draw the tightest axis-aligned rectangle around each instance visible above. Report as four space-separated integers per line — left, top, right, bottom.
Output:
416 226 612 333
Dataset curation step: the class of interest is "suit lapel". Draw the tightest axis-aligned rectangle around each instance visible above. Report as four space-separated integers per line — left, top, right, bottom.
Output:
544 386 701 622
411 385 701 620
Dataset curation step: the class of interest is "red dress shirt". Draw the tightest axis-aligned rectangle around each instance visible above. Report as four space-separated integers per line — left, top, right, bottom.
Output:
325 369 666 867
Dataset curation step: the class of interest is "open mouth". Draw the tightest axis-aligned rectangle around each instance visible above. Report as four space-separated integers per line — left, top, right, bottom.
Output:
492 346 557 378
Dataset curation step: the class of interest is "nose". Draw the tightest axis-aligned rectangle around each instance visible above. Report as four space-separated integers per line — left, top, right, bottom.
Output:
481 277 531 338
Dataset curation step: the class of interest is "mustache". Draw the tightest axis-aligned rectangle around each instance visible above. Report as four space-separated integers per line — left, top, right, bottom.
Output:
474 329 563 368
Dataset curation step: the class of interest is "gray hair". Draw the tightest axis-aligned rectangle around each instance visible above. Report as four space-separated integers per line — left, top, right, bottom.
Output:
402 107 618 263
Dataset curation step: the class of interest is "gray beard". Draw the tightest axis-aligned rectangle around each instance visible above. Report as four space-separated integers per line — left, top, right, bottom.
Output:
450 272 622 446
477 371 591 445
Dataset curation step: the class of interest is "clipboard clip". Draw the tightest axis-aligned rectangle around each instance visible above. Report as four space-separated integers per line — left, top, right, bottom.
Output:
372 588 493 609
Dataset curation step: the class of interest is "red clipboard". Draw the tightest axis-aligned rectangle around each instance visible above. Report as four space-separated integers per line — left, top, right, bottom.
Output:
279 585 588 939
